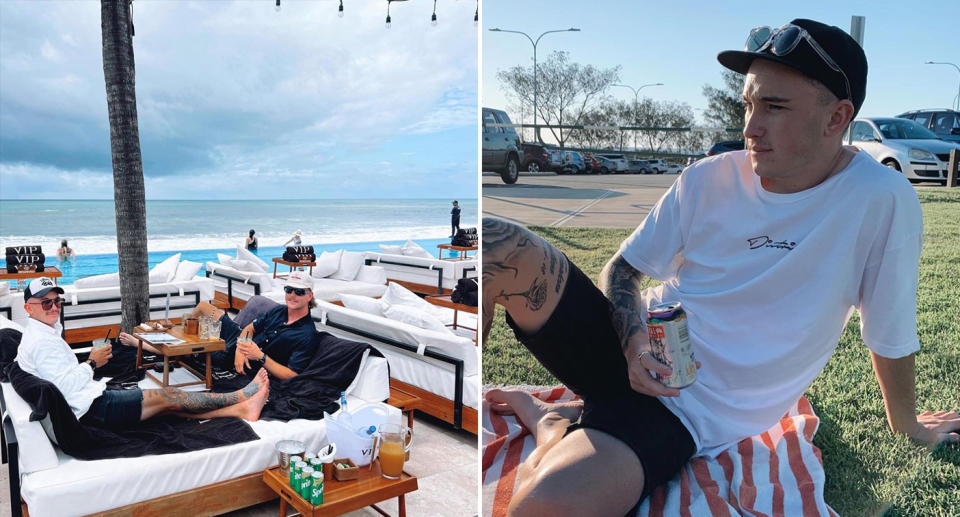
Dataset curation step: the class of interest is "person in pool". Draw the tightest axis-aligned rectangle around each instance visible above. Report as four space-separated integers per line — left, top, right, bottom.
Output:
56 240 76 262
245 229 258 251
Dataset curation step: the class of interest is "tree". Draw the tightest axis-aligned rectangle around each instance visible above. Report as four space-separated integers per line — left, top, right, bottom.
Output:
101 0 149 332
498 51 619 147
702 69 746 131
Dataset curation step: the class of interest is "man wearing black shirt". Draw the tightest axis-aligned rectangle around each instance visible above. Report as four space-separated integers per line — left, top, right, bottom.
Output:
120 272 317 380
450 200 461 238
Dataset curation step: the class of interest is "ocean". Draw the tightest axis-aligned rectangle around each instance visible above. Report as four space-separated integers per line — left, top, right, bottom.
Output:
0 198 477 286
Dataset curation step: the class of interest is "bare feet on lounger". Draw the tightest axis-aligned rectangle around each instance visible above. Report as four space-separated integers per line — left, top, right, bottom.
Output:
118 332 137 347
238 368 269 403
485 388 583 439
237 373 270 421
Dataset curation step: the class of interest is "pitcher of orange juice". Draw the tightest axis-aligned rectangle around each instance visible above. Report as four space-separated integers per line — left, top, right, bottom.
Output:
376 423 413 479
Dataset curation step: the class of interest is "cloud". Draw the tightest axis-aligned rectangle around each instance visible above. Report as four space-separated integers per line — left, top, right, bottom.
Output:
0 0 478 199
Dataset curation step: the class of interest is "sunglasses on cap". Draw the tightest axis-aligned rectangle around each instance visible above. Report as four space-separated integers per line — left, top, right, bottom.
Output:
28 297 65 310
283 286 309 296
745 24 852 103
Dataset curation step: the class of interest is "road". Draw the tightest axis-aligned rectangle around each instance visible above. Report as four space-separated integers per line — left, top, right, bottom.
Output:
482 171 678 228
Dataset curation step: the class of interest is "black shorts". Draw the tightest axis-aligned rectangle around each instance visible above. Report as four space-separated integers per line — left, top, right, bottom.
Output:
505 255 695 501
211 313 242 367
80 389 143 428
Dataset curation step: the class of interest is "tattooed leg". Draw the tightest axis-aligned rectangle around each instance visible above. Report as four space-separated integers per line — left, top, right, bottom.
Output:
140 368 268 420
482 217 569 343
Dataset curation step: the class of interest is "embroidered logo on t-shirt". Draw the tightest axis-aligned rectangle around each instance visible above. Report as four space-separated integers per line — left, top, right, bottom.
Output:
747 236 796 251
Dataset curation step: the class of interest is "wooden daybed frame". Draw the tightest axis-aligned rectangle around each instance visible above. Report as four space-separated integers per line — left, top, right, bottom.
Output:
363 257 476 296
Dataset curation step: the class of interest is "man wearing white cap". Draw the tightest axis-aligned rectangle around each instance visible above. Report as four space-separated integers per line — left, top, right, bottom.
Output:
125 271 318 380
16 277 270 428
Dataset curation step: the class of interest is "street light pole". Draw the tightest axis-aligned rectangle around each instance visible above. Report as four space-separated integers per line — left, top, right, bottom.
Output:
612 82 663 152
925 61 960 110
489 27 580 143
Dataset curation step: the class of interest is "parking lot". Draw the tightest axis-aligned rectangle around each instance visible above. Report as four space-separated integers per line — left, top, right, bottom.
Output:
482 171 679 228
482 171 950 229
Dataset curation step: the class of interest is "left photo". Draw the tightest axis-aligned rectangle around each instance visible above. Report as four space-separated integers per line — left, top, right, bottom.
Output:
0 1 479 516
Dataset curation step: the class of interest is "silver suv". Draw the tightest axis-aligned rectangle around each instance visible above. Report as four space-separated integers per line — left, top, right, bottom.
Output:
645 159 667 174
482 107 522 184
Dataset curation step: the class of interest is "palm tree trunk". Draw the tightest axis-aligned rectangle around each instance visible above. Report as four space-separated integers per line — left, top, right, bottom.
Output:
101 0 149 332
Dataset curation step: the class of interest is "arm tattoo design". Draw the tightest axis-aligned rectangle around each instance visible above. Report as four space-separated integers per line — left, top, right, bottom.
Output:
599 253 646 353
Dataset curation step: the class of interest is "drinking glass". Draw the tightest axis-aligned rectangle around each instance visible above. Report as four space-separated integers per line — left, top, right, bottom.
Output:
208 318 222 339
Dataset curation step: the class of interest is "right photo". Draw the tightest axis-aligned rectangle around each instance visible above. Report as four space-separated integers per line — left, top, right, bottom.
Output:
480 2 960 516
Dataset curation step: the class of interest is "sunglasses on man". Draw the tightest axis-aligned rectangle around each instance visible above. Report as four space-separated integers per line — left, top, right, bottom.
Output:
745 23 852 102
28 297 65 310
283 286 310 296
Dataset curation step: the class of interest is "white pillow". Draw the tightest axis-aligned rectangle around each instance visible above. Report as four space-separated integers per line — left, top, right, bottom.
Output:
0 315 24 332
379 244 404 255
173 260 203 281
355 265 387 285
237 245 269 272
229 258 266 273
217 253 234 265
400 240 433 259
312 250 342 279
330 251 365 281
381 281 433 312
149 252 181 283
0 383 59 473
74 271 120 289
340 294 386 316
383 305 452 334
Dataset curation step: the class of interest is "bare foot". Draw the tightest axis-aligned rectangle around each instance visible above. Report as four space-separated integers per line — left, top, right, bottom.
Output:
238 368 268 402
485 388 583 439
118 332 138 347
237 376 269 421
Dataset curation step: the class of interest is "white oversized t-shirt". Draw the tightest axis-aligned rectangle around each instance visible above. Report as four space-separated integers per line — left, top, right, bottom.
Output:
620 149 922 457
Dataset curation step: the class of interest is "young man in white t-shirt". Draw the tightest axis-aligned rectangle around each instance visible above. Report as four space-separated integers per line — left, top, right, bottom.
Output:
482 19 960 516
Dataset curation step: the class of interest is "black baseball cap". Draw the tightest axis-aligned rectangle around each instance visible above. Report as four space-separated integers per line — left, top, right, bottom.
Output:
717 19 867 116
24 277 64 302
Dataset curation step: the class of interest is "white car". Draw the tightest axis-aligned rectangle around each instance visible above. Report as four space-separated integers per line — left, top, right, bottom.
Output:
646 159 667 174
850 117 960 184
598 153 629 173
665 162 683 174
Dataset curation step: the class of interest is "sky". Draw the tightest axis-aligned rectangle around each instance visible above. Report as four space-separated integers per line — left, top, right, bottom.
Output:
0 0 479 200
482 0 960 142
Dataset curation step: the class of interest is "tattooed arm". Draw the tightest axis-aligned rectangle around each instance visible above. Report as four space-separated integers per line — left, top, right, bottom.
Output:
599 252 681 397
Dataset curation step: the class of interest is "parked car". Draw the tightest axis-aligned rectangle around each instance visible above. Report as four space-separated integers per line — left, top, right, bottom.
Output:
545 148 565 172
645 159 667 174
705 140 745 156
593 156 615 174
627 159 652 174
520 142 551 173
896 109 960 143
849 117 960 184
482 107 522 184
598 153 629 173
665 162 683 174
562 151 587 174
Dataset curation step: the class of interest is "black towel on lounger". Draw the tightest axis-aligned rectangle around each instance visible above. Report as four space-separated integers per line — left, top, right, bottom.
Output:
6 362 258 460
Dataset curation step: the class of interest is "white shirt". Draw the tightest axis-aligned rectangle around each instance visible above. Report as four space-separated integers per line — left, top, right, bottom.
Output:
15 318 106 419
620 149 922 457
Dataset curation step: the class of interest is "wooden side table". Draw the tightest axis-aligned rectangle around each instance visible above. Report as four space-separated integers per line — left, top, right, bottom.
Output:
134 324 226 389
425 295 478 343
436 244 476 260
272 257 316 278
387 386 423 430
0 266 62 285
262 464 417 517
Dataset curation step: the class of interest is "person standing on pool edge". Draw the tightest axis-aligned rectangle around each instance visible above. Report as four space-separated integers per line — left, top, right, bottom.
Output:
450 200 461 238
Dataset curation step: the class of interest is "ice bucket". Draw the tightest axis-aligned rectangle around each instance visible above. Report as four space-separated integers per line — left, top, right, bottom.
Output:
275 440 306 475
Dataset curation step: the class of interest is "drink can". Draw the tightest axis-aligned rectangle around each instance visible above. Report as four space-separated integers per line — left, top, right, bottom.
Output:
300 466 314 499
308 457 322 471
310 471 325 506
647 302 696 388
290 459 304 487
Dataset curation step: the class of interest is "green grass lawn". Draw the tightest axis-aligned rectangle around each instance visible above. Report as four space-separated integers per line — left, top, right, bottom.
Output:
482 188 960 516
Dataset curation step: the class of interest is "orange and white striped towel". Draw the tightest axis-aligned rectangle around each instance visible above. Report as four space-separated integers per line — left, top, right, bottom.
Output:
482 386 838 517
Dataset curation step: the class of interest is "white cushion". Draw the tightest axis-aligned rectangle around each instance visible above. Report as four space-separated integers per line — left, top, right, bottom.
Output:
379 244 404 255
383 304 451 334
340 294 386 316
355 265 387 285
330 251 365 281
217 253 233 265
173 260 203 281
401 240 433 259
0 315 25 332
381 282 433 312
236 245 269 272
0 282 8 296
312 250 342 279
0 382 59 474
74 271 120 289
149 253 181 283
231 258 267 273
